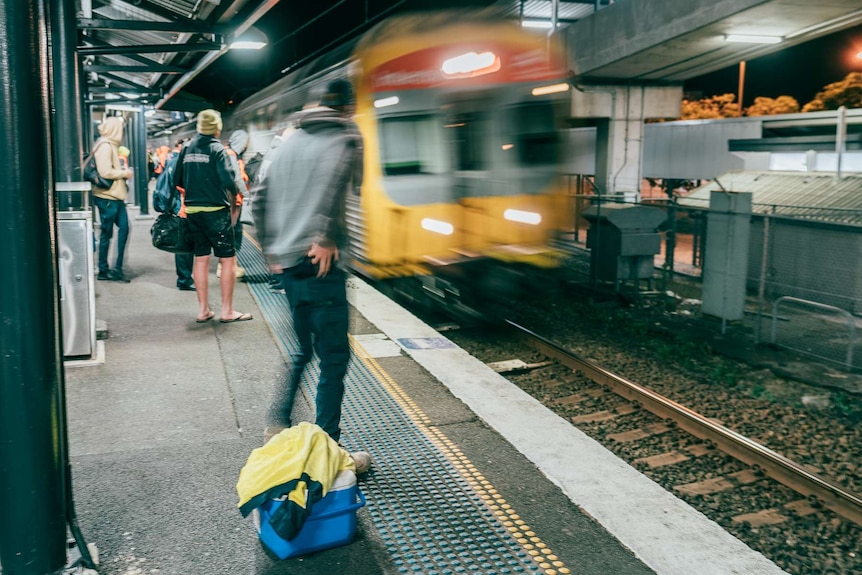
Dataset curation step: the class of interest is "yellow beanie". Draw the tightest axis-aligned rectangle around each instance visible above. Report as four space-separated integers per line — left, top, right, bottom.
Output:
197 109 222 136
118 146 130 157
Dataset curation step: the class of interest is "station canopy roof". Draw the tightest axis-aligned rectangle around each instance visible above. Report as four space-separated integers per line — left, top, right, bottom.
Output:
79 0 602 137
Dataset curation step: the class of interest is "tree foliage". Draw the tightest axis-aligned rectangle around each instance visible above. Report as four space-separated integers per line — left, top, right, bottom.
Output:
680 93 740 120
802 72 862 112
744 95 800 116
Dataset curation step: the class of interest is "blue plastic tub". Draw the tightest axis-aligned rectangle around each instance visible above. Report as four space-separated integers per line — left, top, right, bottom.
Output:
256 474 366 559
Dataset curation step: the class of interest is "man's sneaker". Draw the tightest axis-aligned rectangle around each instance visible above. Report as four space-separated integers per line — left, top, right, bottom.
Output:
350 451 372 474
263 425 286 445
97 271 111 281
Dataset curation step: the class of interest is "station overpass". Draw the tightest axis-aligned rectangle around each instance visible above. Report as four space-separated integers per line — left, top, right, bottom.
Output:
556 0 862 199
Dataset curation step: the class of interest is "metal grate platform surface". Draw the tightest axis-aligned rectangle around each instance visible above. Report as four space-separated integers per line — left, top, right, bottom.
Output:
238 238 570 575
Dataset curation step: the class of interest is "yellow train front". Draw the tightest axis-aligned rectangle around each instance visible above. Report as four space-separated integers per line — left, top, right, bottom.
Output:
350 13 571 314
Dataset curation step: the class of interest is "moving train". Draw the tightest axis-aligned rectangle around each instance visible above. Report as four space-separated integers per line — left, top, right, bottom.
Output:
195 10 572 315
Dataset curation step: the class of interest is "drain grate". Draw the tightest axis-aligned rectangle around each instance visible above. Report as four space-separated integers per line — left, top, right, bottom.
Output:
239 238 567 574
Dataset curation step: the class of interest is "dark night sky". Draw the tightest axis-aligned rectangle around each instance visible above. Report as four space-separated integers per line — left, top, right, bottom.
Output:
684 23 862 108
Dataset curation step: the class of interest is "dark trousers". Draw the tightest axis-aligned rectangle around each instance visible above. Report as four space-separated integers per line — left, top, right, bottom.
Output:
267 268 350 441
175 253 194 288
94 197 129 274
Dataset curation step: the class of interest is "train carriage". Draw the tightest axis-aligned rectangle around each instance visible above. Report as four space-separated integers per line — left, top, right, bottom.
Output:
227 10 573 314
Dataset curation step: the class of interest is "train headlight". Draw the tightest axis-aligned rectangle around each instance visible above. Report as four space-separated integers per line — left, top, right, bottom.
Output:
374 96 400 108
421 218 454 235
531 83 570 96
504 209 542 225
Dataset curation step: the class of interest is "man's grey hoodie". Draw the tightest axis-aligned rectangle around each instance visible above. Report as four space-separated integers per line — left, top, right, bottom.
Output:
252 106 363 270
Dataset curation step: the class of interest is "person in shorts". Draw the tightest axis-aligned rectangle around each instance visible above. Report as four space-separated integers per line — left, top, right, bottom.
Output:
173 109 252 324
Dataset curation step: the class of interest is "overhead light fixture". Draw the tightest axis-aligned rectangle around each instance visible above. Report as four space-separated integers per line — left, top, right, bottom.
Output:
441 51 501 79
724 34 782 44
230 27 267 50
521 20 553 30
374 96 400 108
532 83 570 96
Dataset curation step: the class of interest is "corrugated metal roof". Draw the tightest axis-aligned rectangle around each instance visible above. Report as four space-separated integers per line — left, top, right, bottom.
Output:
678 171 862 226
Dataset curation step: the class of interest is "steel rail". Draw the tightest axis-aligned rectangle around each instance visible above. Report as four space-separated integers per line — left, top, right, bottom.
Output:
505 319 862 526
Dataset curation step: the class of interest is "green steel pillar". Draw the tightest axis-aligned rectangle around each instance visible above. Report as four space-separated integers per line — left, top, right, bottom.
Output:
0 1 68 573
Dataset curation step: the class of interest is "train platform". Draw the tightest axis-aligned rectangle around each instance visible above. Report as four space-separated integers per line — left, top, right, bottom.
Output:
62 204 788 575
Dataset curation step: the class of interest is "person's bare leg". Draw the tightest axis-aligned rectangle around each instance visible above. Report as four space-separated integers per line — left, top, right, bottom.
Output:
220 256 238 319
193 255 212 320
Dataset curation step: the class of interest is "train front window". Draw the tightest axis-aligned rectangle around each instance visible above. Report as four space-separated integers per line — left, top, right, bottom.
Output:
380 115 446 176
510 102 559 166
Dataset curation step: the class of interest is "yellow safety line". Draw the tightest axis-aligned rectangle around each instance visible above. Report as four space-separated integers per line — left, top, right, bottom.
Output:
350 336 572 575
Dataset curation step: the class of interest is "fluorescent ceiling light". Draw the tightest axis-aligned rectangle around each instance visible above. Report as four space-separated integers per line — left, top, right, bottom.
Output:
532 83 570 96
501 144 514 150
504 209 542 225
373 96 399 108
724 34 782 44
522 20 553 29
230 27 267 50
421 218 454 236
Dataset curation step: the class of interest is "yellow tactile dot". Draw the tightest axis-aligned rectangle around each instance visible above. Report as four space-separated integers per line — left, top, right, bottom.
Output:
516 538 528 544
539 563 551 569
545 571 557 575
551 560 563 566
523 530 536 537
559 569 571 574
510 514 521 520
503 521 514 527
515 520 526 526
528 550 540 556
507 526 519 533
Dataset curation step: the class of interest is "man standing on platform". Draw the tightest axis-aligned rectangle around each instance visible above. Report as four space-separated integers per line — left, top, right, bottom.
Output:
173 109 251 324
253 79 369 471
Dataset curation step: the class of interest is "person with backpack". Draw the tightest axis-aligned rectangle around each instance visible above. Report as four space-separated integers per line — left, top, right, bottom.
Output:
153 139 195 291
92 116 133 282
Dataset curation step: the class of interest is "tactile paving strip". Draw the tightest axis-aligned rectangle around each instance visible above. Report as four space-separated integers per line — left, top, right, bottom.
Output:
239 237 569 575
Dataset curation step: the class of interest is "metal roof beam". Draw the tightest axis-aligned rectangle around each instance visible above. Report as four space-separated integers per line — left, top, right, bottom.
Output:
87 86 163 95
80 38 163 66
99 72 148 89
79 42 222 56
77 18 229 35
156 0 281 110
85 64 188 74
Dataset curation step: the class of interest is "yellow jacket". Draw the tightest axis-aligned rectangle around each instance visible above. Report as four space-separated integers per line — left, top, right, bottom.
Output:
236 422 355 536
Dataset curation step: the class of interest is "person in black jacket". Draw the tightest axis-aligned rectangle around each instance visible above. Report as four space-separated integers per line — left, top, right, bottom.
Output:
173 109 252 323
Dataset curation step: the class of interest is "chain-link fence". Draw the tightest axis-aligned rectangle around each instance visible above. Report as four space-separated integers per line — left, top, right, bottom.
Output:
558 189 862 371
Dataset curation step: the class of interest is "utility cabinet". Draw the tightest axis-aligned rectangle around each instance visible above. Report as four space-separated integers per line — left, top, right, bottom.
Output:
583 203 666 287
58 209 96 358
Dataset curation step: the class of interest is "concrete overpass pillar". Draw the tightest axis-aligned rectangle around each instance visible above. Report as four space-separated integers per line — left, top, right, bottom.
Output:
571 84 682 201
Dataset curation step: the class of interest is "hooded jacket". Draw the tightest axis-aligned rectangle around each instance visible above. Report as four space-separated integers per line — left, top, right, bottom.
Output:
92 116 130 202
252 107 363 269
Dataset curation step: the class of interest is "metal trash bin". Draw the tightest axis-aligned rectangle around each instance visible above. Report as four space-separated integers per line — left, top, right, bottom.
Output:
582 203 665 288
57 184 96 358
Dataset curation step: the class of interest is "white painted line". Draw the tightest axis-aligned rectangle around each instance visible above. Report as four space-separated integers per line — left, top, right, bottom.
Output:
347 276 787 575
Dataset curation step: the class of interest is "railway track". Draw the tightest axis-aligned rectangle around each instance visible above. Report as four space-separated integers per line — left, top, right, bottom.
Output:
505 319 862 527
437 301 862 575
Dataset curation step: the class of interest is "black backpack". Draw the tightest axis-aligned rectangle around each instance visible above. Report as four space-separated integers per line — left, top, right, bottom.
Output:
83 142 113 190
243 152 264 185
